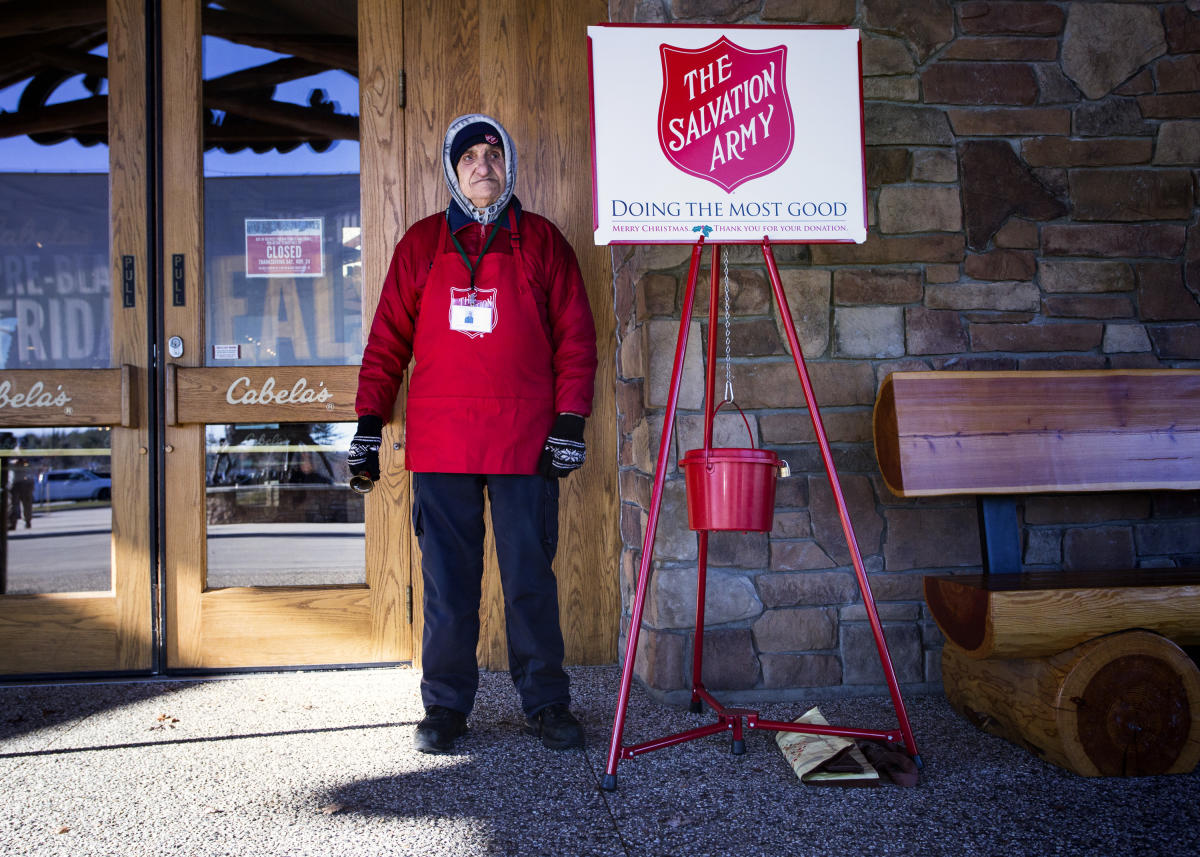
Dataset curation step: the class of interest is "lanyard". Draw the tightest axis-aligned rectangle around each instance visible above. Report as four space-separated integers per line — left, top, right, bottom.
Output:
448 216 501 297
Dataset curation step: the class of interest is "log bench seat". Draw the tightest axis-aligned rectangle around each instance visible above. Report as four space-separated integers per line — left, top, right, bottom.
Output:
873 369 1200 776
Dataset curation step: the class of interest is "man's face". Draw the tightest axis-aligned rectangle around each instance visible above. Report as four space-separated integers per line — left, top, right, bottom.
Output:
456 142 506 209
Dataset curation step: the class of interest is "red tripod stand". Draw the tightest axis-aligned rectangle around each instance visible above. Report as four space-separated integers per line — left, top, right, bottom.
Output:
601 235 921 791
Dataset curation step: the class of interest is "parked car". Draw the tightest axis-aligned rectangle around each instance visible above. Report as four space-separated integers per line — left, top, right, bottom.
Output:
38 469 112 502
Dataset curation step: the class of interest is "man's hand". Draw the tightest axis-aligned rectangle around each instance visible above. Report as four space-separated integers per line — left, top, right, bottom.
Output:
347 415 384 483
538 413 586 479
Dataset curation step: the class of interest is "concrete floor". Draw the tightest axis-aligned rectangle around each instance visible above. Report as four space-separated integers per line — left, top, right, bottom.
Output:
2 665 1197 857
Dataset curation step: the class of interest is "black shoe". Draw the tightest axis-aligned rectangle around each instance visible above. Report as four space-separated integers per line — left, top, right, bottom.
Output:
413 705 468 754
525 703 585 750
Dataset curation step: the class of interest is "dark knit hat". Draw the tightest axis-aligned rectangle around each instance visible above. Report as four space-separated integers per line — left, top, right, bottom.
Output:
449 120 504 166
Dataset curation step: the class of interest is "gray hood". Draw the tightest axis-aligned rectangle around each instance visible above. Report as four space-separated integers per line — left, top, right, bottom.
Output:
443 113 517 226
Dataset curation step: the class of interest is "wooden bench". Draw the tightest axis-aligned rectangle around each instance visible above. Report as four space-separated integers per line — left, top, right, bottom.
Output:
873 369 1200 776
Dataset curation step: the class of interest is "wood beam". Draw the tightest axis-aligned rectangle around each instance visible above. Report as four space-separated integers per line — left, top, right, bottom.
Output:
205 93 358 140
0 95 107 139
205 56 330 95
0 0 105 39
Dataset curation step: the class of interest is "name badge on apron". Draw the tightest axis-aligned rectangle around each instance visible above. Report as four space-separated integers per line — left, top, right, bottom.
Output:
449 287 498 337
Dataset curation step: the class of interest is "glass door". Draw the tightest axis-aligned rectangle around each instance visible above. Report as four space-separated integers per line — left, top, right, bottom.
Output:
160 0 411 669
0 0 152 675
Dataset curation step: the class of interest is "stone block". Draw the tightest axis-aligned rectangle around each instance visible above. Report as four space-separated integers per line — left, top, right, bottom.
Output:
1024 493 1151 525
775 475 809 508
1102 324 1152 354
770 540 837 573
647 566 763 630
722 318 785 357
670 0 759 22
866 147 911 188
948 108 1070 136
634 627 688 692
1043 295 1133 319
1115 69 1154 97
1156 54 1200 93
959 139 1067 251
1042 225 1186 258
810 474 884 565
1069 169 1195 222
1136 261 1200 321
863 76 921 102
925 281 1040 311
1077 99 1156 139
694 265 773 316
651 480 698 561
906 307 967 356
840 602 921 623
752 607 837 652
618 325 644 380
1022 137 1152 168
969 322 1102 352
958 1 1064 35
616 378 645 433
1024 528 1062 566
883 506 980 571
620 468 652 511
834 269 923 306
1154 121 1200 166
699 628 759 690
1148 324 1200 359
988 223 1036 254
1064 526 1136 571
1165 5 1200 53
1034 63 1082 104
757 571 857 608
922 62 1038 105
1136 520 1200 557
1137 93 1200 119
925 264 961 284
709 531 769 569
1018 354 1105 371
760 653 842 688
762 0 855 25
1040 259 1134 293
769 509 811 540
760 408 872 445
877 185 962 234
841 623 923 685
1062 3 1166 99
943 37 1059 62
863 0 955 61
865 103 953 146
638 272 678 317
833 306 905 358
866 571 925 602
812 233 965 266
773 267 831 357
862 33 916 76
645 319 704 409
965 250 1036 282
911 148 958 183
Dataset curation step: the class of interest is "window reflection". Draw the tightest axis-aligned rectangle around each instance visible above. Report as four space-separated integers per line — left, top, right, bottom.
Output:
205 422 364 588
0 427 112 594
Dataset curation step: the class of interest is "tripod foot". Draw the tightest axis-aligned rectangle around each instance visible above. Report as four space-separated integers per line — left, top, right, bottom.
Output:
600 773 618 792
731 738 745 755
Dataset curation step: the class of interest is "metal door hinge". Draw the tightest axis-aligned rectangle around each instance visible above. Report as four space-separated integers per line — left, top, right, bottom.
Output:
405 584 413 624
398 69 406 109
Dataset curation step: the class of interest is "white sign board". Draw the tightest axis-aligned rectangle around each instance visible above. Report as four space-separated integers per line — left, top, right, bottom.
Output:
588 25 867 245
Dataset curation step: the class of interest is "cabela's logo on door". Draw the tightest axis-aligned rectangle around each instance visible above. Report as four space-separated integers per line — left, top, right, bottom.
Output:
225 376 333 406
658 36 794 192
0 380 72 410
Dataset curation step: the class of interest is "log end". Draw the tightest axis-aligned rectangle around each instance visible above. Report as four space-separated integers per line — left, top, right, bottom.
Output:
1058 631 1200 777
924 575 990 655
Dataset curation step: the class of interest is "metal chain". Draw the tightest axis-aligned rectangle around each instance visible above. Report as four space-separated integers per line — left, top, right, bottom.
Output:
722 248 734 403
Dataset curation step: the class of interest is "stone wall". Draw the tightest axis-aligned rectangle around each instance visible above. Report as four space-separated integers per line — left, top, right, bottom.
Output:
607 0 1200 702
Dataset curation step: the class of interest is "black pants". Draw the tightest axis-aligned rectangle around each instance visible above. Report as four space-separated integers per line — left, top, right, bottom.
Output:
411 472 568 718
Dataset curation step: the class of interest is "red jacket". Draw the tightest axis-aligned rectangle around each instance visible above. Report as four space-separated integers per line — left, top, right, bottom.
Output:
355 205 597 474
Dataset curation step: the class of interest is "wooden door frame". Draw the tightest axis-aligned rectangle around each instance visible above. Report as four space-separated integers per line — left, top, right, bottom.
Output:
159 0 411 670
0 0 153 676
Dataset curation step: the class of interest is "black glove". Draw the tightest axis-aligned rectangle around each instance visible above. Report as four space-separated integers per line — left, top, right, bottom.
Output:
538 413 586 479
347 415 384 482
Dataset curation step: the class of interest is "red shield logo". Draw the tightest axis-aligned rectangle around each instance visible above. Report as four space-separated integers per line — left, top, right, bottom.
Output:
658 37 794 192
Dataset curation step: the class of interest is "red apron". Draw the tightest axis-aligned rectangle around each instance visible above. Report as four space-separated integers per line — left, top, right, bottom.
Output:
403 212 556 474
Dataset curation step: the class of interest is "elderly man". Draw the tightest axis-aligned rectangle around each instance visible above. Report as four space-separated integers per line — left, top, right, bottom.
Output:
349 114 598 754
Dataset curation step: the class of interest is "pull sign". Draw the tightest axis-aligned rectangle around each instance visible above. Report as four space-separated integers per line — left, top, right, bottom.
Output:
121 255 136 308
172 253 186 306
